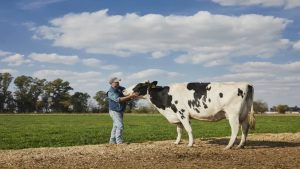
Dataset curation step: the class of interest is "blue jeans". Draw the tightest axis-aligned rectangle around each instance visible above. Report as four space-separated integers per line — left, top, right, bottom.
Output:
109 110 124 144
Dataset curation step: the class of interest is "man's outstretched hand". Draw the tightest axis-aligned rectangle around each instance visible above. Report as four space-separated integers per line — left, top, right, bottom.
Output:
130 92 139 99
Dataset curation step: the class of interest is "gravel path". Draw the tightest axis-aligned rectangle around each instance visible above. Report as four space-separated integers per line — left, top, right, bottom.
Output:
0 133 299 169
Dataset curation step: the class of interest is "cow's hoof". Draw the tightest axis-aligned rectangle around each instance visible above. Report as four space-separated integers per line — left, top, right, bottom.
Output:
236 145 245 149
187 144 193 147
223 146 232 150
174 141 180 145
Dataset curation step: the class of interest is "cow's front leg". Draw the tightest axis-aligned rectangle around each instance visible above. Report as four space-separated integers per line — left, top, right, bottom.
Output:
174 123 183 144
180 118 194 147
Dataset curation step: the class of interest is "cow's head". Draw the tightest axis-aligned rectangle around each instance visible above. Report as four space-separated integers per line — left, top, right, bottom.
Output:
132 81 158 97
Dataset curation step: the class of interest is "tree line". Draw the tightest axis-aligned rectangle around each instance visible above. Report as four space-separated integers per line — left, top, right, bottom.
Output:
252 100 299 114
0 72 107 113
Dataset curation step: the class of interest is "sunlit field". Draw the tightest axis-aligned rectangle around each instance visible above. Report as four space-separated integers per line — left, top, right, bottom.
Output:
0 114 299 149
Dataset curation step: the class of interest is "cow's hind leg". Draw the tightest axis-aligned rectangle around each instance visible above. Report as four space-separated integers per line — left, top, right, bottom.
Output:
237 120 249 149
225 115 240 150
174 123 183 144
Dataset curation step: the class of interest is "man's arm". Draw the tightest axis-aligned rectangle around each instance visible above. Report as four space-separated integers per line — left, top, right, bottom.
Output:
119 86 139 102
108 91 139 103
119 93 139 102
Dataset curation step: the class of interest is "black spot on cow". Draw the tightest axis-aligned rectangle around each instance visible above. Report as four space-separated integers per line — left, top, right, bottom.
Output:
203 102 208 109
208 98 211 102
181 109 185 112
194 108 200 113
188 99 201 108
171 104 178 113
178 111 185 119
219 93 223 98
175 100 178 104
188 100 192 108
187 83 210 109
238 88 244 98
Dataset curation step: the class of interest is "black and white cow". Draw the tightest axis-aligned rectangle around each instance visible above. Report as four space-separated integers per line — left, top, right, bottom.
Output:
127 81 256 149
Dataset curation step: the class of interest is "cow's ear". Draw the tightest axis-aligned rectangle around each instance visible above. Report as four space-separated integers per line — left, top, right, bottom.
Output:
151 81 158 88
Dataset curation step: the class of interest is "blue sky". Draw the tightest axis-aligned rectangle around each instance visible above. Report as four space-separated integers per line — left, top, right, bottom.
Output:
1 0 300 107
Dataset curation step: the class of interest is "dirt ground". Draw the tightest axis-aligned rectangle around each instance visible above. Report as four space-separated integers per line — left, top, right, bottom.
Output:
0 133 299 169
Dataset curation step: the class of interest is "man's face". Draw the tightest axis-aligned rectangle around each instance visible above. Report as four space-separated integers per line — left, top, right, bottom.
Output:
111 82 120 88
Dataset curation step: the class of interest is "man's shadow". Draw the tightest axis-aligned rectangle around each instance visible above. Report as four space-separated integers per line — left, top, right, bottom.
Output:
206 138 300 149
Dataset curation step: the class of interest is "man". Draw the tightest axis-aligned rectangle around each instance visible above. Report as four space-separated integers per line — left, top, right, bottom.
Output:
107 77 138 144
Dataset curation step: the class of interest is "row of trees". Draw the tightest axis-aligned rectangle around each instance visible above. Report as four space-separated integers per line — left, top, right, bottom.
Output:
0 72 160 114
253 100 299 114
0 72 99 113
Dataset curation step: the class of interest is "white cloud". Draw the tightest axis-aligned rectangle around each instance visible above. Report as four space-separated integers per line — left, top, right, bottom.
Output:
101 64 118 70
175 52 231 66
293 41 300 50
29 53 79 65
230 61 300 73
0 50 12 57
206 61 300 84
22 22 37 31
151 51 169 59
33 10 291 65
82 58 103 67
212 0 300 9
0 69 18 74
33 26 61 40
19 0 66 10
128 69 183 80
82 58 118 70
201 61 300 106
1 54 31 66
33 69 104 95
204 72 274 82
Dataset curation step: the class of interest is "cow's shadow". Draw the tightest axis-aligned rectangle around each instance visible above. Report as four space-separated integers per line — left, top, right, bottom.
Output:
205 138 300 149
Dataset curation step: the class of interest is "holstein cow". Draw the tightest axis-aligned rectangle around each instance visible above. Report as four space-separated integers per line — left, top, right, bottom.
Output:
127 81 256 149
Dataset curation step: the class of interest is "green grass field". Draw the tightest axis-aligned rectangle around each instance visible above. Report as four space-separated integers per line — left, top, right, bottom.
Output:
0 114 299 149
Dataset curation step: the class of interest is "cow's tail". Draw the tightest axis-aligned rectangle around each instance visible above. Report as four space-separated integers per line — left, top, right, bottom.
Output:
240 85 256 130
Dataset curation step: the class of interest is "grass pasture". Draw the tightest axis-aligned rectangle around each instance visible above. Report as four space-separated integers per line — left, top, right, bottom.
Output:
0 114 299 149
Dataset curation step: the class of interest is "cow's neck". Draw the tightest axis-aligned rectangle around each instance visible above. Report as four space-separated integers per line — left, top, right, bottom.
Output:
147 86 173 110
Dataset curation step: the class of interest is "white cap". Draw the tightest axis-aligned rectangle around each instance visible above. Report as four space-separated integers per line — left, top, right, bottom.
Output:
109 77 121 84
